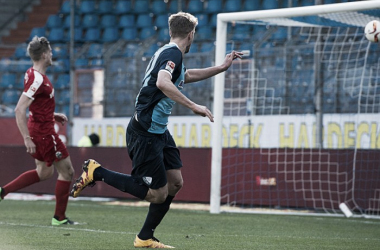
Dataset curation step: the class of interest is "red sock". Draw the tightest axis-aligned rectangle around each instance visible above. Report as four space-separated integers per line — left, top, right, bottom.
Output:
2 170 40 198
54 180 71 221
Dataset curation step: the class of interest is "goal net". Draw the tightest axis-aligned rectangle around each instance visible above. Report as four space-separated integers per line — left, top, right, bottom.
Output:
211 1 380 218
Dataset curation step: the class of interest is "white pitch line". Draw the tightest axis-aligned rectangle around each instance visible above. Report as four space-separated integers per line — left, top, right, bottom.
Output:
0 221 134 235
1 221 379 242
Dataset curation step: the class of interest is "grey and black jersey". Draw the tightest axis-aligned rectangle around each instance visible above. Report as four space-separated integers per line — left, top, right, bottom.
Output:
135 43 186 134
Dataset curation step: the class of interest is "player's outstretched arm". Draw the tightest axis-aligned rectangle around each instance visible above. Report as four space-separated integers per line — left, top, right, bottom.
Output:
157 71 214 122
185 50 243 83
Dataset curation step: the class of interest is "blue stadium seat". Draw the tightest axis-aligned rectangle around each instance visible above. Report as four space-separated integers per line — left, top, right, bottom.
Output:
98 0 114 14
143 43 160 57
46 14 62 28
84 28 101 42
232 25 251 40
82 14 99 28
224 0 242 12
100 14 117 28
105 104 117 116
115 90 133 104
271 27 288 42
119 14 135 28
16 74 26 89
1 89 20 104
90 58 104 67
155 14 168 28
15 60 31 73
196 26 214 41
169 0 179 13
59 104 70 116
123 43 139 57
195 14 208 26
0 58 11 71
244 1 261 10
253 25 267 38
189 43 198 53
87 43 104 58
139 27 155 40
136 14 153 28
209 14 217 28
55 74 70 89
205 0 222 13
14 44 28 59
200 42 214 52
75 58 89 68
225 43 235 53
151 0 167 14
53 59 69 73
111 74 128 88
158 28 169 41
114 0 132 14
134 0 149 14
0 73 17 89
57 90 70 104
109 58 127 73
301 0 314 6
262 0 279 9
29 27 46 41
102 27 119 42
48 28 65 43
46 73 55 83
80 0 96 14
60 0 71 14
52 44 68 58
65 28 84 42
121 27 138 40
185 0 203 13
63 15 80 28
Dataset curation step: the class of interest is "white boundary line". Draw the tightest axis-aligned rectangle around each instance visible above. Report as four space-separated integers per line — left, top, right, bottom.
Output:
1 221 380 241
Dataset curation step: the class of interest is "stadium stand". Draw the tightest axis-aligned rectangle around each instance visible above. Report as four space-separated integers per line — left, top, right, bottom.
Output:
224 0 242 12
0 0 375 118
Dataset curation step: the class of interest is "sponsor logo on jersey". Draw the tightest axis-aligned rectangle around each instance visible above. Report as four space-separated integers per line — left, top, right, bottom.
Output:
143 176 153 186
165 61 175 74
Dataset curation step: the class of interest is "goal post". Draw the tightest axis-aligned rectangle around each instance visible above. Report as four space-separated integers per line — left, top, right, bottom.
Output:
211 1 380 216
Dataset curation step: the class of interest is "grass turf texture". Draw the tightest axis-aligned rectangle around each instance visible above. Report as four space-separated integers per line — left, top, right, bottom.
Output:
0 200 379 250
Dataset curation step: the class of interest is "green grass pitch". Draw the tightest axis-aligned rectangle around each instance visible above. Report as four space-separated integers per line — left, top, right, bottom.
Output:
0 199 379 250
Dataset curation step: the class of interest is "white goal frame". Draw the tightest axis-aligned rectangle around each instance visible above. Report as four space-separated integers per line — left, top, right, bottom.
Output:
211 0 380 214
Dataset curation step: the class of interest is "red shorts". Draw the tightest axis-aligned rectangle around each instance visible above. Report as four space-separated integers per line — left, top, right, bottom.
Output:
30 133 69 166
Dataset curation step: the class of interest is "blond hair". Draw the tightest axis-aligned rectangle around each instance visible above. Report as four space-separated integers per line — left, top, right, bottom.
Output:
27 36 50 61
169 12 198 39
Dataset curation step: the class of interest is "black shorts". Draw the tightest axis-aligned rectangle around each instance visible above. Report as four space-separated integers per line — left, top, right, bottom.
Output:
126 117 182 190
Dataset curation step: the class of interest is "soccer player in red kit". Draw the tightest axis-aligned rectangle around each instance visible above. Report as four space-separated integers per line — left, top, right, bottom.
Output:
0 36 77 225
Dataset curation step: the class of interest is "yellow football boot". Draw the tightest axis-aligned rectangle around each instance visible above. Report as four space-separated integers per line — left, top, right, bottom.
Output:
70 159 101 198
134 235 175 248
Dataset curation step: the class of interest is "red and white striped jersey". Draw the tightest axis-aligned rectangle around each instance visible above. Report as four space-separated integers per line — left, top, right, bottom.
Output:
23 67 56 136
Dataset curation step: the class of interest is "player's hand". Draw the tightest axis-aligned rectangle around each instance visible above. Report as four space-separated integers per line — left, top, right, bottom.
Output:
191 104 214 122
221 50 244 70
54 112 68 126
24 137 36 154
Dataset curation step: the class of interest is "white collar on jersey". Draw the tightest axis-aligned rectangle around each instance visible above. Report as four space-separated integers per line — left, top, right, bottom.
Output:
168 42 180 49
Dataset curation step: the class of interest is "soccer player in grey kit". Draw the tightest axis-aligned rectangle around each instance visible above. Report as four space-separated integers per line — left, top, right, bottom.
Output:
71 12 242 248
